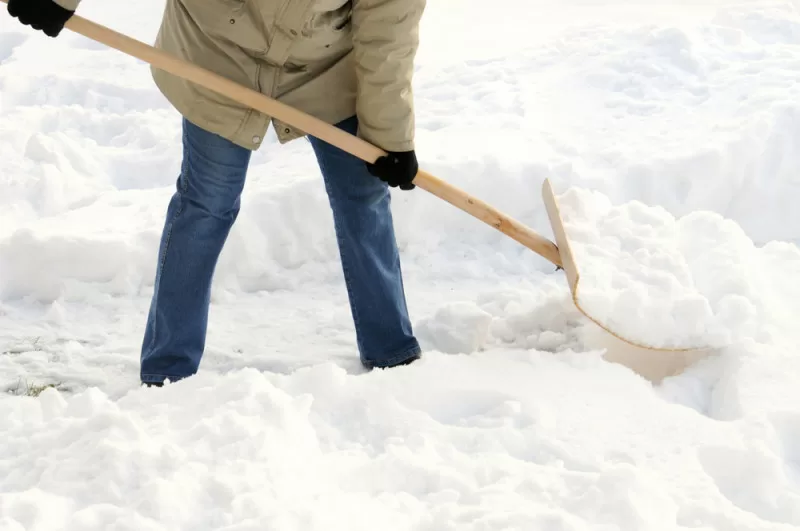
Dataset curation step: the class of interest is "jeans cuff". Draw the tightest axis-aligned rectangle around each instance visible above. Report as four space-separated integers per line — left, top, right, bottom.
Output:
363 341 422 369
140 373 187 385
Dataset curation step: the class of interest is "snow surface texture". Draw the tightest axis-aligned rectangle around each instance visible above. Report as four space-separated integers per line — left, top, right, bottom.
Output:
557 186 800 350
3 0 800 529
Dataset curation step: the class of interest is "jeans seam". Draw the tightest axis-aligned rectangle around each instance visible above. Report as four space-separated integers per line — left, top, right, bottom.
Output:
147 147 188 359
326 190 365 354
314 149 366 349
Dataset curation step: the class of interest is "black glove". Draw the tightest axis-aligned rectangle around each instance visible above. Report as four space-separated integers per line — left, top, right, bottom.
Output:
366 151 418 190
8 0 74 38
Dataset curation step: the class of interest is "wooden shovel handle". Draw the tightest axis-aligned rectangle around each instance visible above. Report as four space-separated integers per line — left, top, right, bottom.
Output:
2 3 562 267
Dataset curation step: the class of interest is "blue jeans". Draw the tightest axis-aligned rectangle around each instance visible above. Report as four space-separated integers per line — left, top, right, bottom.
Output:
140 116 421 384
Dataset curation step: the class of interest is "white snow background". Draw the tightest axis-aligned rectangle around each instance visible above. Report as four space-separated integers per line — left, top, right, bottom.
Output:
3 0 800 529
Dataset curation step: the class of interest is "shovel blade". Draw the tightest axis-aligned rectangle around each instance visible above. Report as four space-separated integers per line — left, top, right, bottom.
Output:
541 178 719 355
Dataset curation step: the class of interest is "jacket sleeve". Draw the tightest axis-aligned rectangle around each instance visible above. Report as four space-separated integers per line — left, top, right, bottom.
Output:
54 0 80 10
351 0 426 153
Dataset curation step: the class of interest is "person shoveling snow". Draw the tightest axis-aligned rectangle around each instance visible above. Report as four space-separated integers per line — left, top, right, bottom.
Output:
7 0 427 384
6 0 764 384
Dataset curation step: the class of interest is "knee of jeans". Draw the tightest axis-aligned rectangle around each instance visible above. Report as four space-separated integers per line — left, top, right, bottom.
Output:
181 120 250 216
204 193 242 218
181 167 244 218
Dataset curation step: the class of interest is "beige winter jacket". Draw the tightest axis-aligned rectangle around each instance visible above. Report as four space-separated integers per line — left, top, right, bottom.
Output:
55 0 425 152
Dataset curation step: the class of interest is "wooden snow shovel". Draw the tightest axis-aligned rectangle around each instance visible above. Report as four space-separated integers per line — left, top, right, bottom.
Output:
3 4 704 354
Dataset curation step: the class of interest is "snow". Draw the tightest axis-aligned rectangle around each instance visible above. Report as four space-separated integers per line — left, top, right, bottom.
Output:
556 186 785 350
415 302 494 354
3 0 800 529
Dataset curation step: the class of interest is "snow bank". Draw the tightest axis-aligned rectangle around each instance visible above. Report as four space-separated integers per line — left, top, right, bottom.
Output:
5 1 800 302
0 172 343 301
3 357 800 531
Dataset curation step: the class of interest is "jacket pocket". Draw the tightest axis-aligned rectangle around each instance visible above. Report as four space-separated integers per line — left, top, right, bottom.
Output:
178 0 267 54
291 1 352 64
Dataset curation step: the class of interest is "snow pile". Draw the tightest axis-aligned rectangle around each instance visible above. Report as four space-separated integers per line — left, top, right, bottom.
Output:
415 302 493 354
556 186 793 350
7 340 800 530
3 356 800 531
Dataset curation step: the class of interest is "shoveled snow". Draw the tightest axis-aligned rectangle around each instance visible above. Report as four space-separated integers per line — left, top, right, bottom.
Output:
557 185 780 350
415 301 493 354
2 0 800 529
